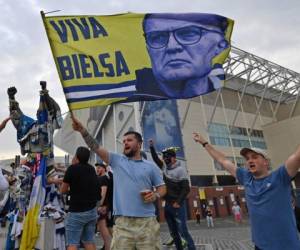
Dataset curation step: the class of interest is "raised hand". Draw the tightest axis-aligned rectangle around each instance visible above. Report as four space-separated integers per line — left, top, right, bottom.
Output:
0 117 11 132
71 115 84 133
148 139 154 147
7 87 17 99
192 132 206 144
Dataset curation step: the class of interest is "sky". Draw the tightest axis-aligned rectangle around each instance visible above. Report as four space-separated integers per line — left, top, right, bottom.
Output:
0 0 300 159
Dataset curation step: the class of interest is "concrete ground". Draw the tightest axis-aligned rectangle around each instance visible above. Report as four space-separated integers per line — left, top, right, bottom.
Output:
95 217 254 250
0 217 254 250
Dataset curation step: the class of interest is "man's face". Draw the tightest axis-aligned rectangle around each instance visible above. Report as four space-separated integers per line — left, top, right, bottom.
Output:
144 18 225 84
96 167 105 176
162 153 176 166
244 152 269 176
123 134 141 158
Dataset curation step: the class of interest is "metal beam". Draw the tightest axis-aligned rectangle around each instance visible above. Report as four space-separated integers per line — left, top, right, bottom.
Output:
207 89 222 130
249 75 272 134
180 100 192 129
230 69 252 128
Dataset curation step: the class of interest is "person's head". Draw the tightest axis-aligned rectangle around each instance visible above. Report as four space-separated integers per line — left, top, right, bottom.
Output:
122 131 143 158
162 146 179 166
143 13 231 96
73 146 90 164
240 148 270 178
95 162 107 176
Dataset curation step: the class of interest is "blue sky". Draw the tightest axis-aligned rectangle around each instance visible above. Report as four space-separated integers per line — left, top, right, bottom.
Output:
0 0 299 159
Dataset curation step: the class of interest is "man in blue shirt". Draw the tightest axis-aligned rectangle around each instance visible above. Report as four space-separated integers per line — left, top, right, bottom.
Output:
72 116 166 250
193 132 300 250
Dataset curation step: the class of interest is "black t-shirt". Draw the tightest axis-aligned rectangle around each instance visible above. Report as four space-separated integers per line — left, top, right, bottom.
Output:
206 210 212 217
64 163 100 212
98 172 113 210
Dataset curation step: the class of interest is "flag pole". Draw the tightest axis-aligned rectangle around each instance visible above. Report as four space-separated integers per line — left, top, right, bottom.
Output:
40 10 72 114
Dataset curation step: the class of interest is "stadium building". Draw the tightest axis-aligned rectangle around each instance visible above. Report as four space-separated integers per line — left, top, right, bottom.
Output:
55 46 300 220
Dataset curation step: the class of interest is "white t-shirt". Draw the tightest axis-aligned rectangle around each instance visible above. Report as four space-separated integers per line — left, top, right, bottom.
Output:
232 205 241 215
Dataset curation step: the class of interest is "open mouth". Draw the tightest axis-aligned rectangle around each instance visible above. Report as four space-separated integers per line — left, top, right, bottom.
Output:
249 164 256 169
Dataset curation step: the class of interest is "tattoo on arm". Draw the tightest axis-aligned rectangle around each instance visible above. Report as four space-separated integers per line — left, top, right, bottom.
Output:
82 129 99 151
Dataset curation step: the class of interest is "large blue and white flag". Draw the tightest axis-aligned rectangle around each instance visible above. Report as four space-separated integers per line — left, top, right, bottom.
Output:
20 92 49 250
19 156 46 250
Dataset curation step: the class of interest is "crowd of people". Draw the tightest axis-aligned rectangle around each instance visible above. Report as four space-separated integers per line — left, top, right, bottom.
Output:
1 112 300 250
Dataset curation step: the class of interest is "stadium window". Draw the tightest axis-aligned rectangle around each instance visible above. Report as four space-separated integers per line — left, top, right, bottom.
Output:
208 122 266 150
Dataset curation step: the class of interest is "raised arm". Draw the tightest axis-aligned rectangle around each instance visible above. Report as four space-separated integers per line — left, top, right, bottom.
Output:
71 115 109 163
148 139 164 168
285 145 300 178
193 132 237 178
0 117 10 133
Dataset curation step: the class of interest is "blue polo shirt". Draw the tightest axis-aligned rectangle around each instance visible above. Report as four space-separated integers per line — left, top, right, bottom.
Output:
237 166 300 250
109 152 164 217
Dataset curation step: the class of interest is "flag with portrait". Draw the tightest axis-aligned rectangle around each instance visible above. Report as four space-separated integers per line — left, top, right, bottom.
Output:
42 12 234 110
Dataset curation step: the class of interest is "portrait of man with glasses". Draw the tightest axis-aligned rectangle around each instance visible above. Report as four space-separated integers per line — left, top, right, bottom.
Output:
133 13 233 100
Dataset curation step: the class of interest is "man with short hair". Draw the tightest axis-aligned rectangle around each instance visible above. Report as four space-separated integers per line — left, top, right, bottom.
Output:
193 132 300 250
149 140 195 250
60 146 100 250
72 116 166 250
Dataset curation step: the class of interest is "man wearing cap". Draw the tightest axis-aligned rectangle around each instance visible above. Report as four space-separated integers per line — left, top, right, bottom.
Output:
71 116 166 250
60 147 100 250
193 132 300 250
149 140 195 250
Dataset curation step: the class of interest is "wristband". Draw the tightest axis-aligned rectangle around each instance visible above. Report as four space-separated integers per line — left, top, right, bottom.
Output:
202 142 209 148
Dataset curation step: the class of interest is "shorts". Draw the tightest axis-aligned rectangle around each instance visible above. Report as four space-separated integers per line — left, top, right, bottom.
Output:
65 207 97 246
234 214 241 221
111 216 161 250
